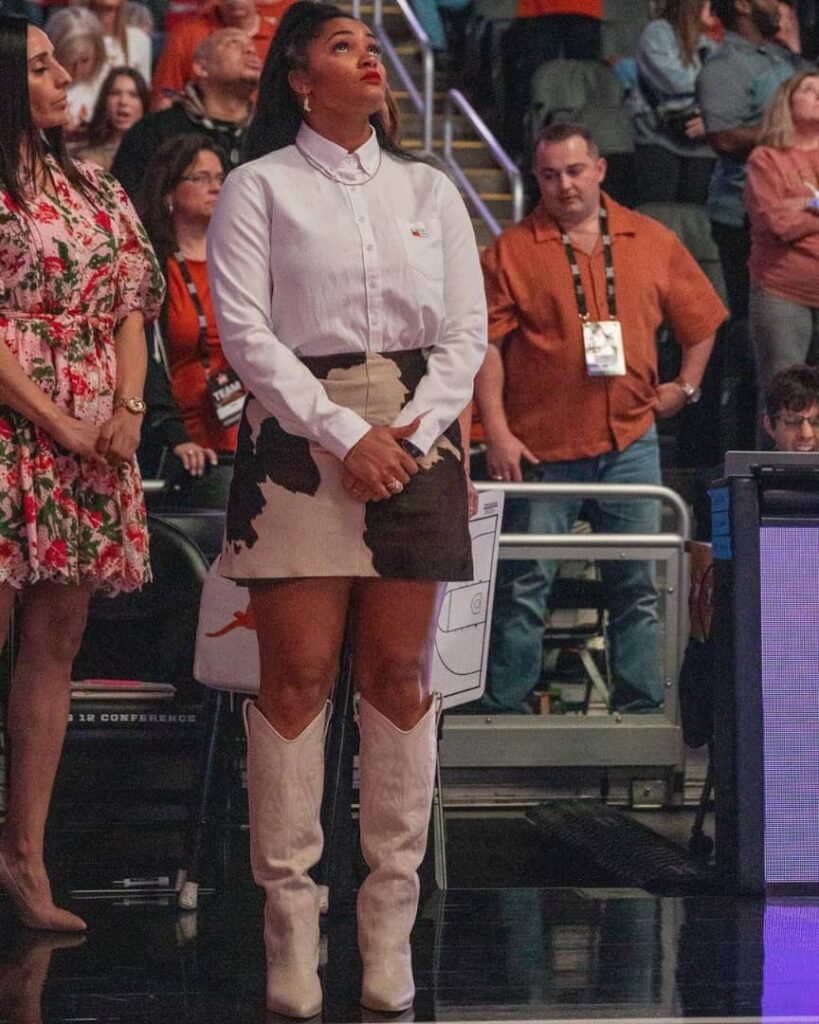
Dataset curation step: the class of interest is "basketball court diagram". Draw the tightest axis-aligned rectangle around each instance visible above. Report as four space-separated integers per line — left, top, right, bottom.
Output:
432 491 505 709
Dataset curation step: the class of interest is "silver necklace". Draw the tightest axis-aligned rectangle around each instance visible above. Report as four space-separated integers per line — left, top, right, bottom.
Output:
295 142 382 185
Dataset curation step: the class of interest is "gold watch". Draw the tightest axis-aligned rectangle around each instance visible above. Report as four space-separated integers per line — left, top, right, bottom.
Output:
114 396 147 415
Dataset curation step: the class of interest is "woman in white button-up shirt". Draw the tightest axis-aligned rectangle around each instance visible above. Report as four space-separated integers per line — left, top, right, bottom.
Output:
206 2 486 1017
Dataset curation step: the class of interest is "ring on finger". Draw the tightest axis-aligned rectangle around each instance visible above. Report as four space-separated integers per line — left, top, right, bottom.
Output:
386 478 404 495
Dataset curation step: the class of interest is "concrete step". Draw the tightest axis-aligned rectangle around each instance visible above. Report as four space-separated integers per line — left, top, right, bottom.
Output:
390 43 450 90
400 111 476 140
336 1 418 40
464 165 514 193
340 1 401 14
391 89 445 114
402 138 494 167
473 192 515 218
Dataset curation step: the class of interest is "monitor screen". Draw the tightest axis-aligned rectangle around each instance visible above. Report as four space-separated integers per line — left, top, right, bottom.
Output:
759 525 819 886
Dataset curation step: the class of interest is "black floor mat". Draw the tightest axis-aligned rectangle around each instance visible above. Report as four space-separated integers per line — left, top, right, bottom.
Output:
527 799 714 895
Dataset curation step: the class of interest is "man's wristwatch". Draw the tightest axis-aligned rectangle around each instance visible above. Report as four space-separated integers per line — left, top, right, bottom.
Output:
676 380 701 405
399 438 424 460
114 396 147 415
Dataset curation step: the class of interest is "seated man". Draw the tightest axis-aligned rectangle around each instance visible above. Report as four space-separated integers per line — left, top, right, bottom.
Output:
152 0 291 109
112 28 261 199
475 121 727 714
762 363 819 452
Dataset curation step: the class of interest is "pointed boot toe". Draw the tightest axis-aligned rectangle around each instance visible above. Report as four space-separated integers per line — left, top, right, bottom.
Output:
361 952 415 1012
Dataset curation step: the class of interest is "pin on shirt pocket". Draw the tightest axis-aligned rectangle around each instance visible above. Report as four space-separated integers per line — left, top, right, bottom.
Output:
396 218 444 281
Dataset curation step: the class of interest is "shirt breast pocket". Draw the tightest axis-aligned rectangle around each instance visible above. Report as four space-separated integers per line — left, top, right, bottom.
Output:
396 217 444 281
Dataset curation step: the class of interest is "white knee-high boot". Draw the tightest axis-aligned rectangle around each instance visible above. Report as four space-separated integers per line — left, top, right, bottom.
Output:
243 700 330 1019
356 694 441 1013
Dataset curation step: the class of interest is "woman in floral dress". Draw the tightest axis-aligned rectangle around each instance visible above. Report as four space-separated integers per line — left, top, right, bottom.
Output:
0 15 163 931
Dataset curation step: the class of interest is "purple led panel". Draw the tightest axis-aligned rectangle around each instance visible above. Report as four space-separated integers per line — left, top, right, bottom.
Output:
762 904 819 1015
759 526 819 886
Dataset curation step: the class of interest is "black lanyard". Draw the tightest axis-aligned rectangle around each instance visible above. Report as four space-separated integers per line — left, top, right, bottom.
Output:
174 251 211 370
560 206 617 322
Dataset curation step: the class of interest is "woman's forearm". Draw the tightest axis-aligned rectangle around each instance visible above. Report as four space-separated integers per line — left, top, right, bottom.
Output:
113 311 148 400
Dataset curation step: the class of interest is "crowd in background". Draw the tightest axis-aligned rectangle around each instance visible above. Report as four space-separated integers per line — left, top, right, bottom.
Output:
0 0 814 478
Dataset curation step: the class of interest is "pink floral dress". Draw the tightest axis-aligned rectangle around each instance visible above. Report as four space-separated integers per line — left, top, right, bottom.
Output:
0 157 164 594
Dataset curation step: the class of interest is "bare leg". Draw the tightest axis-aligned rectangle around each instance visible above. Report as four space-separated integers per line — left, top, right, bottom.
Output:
353 578 445 727
0 581 91 931
250 577 353 736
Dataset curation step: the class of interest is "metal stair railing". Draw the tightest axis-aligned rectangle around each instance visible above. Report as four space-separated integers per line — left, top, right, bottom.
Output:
443 89 525 236
351 1 522 238
353 0 435 154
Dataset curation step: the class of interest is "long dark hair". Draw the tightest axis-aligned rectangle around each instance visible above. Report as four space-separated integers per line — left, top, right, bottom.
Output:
243 0 419 163
86 65 150 149
0 14 90 208
663 0 708 66
138 133 227 269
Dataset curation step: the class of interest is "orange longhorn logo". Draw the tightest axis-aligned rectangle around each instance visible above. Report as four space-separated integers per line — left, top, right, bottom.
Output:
206 601 257 637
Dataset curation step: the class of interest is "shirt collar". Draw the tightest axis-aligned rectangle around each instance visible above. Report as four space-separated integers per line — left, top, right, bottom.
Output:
295 122 381 183
721 29 783 56
531 192 635 243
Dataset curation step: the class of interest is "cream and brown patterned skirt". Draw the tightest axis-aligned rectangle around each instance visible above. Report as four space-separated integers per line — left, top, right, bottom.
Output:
220 349 472 582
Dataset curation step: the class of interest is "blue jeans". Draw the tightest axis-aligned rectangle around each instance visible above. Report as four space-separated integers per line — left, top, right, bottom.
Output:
482 426 663 713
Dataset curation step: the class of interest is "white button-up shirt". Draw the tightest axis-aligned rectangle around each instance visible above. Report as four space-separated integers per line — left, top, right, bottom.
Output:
206 123 487 460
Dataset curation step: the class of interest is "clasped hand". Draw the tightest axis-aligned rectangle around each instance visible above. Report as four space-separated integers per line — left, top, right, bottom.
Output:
95 407 142 464
342 419 421 502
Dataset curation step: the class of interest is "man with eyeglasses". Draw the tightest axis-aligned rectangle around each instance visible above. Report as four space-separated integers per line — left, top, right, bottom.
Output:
112 28 261 200
762 364 819 452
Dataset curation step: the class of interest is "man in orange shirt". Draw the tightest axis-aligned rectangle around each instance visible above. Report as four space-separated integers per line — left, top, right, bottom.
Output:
475 122 727 714
152 0 293 108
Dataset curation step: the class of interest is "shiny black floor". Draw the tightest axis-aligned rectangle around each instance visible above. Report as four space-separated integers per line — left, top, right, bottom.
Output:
2 882 819 1022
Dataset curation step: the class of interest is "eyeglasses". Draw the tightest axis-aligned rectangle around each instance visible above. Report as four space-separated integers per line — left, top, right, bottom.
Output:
180 172 225 186
773 414 819 430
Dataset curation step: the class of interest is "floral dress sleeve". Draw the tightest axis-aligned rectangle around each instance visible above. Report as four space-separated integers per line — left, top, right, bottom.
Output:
90 166 165 324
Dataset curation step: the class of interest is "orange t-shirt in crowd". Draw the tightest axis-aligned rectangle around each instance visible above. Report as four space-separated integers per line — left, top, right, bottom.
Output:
165 0 287 29
480 195 728 463
516 0 602 21
151 0 293 106
165 256 240 453
746 145 819 309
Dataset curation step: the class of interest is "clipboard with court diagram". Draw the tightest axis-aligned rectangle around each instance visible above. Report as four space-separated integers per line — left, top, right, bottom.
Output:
194 489 505 707
432 489 505 710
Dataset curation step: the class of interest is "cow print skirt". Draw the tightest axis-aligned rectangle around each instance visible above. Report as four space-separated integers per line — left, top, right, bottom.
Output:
220 349 473 582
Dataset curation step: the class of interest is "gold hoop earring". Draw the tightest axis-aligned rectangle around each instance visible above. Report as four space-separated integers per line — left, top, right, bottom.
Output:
303 94 311 113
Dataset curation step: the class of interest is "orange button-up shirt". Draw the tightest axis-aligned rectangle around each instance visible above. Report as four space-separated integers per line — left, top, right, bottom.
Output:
480 194 728 463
